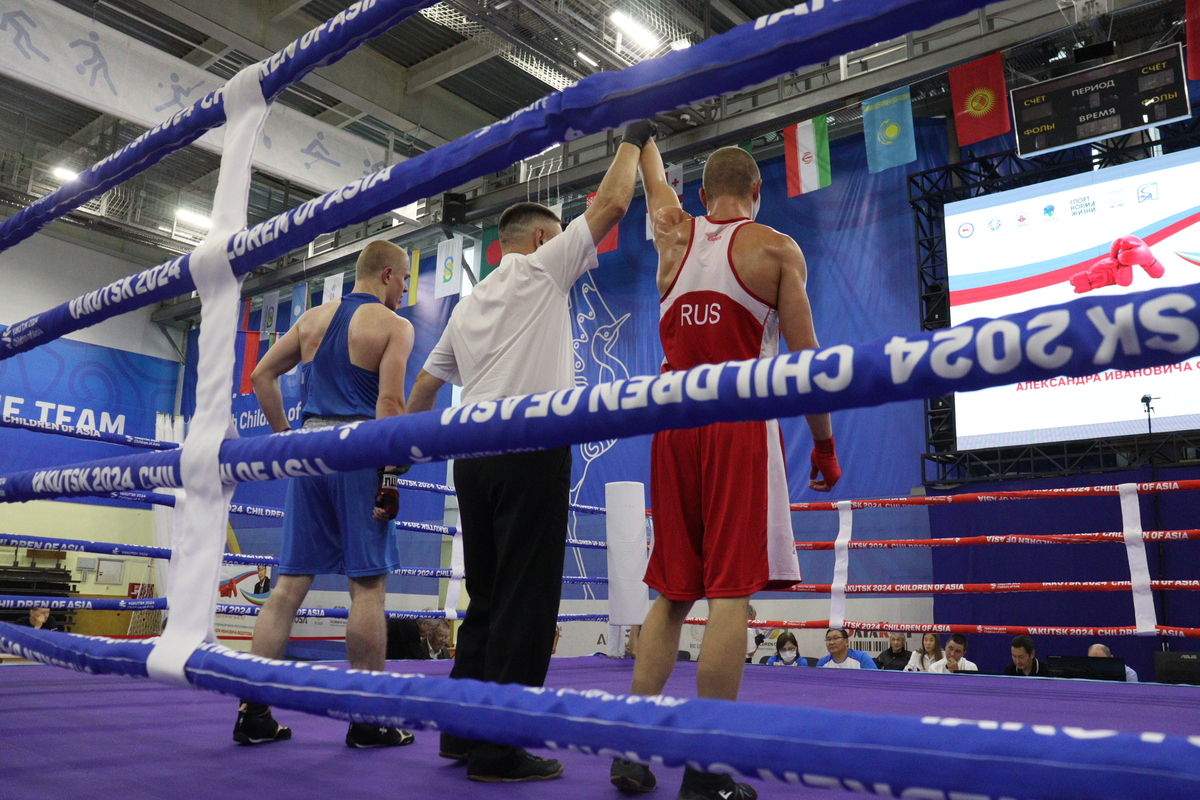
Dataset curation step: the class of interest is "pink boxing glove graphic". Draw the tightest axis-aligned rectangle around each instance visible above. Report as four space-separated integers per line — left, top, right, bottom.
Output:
1111 234 1165 279
1069 256 1129 294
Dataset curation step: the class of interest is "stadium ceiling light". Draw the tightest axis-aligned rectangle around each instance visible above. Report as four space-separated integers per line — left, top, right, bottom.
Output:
577 51 599 67
175 208 212 228
52 167 77 181
611 11 660 51
670 39 691 51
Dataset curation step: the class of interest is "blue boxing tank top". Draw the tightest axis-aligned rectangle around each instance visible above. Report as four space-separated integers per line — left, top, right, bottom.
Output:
301 292 382 421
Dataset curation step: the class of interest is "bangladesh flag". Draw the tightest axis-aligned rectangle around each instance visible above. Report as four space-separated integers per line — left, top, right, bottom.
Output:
481 225 502 279
784 117 831 197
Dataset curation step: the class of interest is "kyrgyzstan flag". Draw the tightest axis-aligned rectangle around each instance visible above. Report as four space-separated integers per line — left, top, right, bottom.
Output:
481 225 502 279
587 191 618 254
1188 0 1200 81
783 117 831 197
949 53 1012 147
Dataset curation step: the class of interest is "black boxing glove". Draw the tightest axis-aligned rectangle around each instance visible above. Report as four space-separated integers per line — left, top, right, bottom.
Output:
374 467 405 521
621 120 657 149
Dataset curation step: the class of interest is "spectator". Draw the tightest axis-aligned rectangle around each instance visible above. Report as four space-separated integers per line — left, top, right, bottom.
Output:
746 605 765 661
1003 635 1044 676
13 607 61 631
904 632 943 672
928 634 977 673
816 629 878 669
422 620 452 660
874 633 911 670
765 632 805 666
1088 643 1139 683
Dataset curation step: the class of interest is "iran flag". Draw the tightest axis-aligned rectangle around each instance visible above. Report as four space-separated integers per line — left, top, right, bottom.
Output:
784 117 831 197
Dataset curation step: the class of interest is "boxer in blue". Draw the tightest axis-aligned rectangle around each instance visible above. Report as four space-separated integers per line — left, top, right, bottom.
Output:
232 240 414 749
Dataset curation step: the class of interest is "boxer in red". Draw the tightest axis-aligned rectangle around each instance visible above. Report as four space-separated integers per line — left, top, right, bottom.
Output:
610 139 841 800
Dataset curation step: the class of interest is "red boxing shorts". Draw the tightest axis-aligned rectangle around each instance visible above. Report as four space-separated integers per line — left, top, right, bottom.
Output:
645 419 801 602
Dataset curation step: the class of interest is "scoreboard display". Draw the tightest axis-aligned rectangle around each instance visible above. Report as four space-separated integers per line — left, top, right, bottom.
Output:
1012 44 1191 157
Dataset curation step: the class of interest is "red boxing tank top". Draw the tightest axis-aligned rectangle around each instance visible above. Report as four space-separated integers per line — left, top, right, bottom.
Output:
659 216 779 372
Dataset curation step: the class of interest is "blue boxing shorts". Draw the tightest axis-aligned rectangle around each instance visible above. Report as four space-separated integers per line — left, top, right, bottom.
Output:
279 468 399 577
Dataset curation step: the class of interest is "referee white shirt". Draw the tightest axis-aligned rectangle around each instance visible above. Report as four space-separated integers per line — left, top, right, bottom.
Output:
422 215 598 404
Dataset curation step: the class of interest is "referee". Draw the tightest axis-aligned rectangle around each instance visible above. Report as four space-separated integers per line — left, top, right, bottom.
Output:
406 120 655 783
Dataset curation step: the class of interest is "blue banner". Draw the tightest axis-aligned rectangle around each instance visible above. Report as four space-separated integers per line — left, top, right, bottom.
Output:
1 281 1197 502
2 623 1197 800
0 0 993 361
863 86 917 173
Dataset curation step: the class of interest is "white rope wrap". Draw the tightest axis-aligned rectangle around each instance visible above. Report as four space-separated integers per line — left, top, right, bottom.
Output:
147 66 272 685
1118 482 1158 635
828 500 854 630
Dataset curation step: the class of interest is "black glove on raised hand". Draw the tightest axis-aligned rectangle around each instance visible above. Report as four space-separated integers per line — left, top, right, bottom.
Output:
621 120 657 148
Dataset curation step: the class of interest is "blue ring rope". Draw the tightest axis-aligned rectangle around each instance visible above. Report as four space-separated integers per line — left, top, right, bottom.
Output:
0 0 435 255
0 595 608 621
0 415 177 450
0 0 995 361
1 622 1195 800
2 283 1197 504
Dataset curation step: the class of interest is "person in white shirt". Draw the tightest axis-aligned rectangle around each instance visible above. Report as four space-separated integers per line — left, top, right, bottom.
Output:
405 121 650 784
928 633 978 673
904 632 944 672
1088 643 1139 682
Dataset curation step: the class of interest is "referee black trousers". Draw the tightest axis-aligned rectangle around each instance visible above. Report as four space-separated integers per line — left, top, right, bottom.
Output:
450 446 571 688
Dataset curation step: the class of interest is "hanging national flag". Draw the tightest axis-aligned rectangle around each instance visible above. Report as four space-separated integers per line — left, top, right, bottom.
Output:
322 272 344 305
481 225 502 280
260 291 280 334
1188 0 1200 81
407 249 420 306
238 331 259 395
737 140 755 155
586 192 619 254
783 118 831 197
862 87 917 174
950 53 1012 147
646 164 685 239
239 297 251 331
435 236 464 299
287 283 308 331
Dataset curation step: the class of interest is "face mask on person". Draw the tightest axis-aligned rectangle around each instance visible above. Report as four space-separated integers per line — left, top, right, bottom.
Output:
780 650 797 664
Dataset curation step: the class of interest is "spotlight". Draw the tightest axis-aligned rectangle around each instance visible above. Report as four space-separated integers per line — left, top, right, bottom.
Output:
611 11 661 51
577 51 598 67
670 39 691 51
52 167 78 181
175 208 212 228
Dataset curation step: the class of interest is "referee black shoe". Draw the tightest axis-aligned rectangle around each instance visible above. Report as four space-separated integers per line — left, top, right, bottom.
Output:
611 758 657 793
439 732 473 761
232 702 292 745
676 767 757 800
345 723 415 748
467 745 564 782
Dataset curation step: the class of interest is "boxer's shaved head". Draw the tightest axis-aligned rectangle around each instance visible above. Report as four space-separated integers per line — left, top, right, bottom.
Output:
356 240 408 281
702 146 760 201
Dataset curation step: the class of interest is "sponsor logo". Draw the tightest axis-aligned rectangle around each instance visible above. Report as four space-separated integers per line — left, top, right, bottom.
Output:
1138 182 1159 203
1069 196 1096 217
987 218 1001 232
1043 204 1056 218
958 222 974 238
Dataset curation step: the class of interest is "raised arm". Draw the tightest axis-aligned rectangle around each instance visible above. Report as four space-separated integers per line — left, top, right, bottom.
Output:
774 237 839 490
639 137 688 248
250 324 303 433
583 121 655 246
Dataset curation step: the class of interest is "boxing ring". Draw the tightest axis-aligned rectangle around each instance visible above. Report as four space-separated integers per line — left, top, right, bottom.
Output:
2 1 1200 798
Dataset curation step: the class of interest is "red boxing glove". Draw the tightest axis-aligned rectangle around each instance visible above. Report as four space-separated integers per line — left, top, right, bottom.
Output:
1069 256 1129 294
809 436 841 492
1111 234 1165 279
374 468 400 521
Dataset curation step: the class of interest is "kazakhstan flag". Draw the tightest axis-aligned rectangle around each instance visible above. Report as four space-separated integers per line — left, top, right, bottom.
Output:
862 86 917 174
